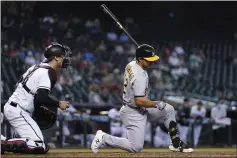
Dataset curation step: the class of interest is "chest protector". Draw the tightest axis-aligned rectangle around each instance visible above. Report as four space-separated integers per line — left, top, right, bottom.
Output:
17 64 58 130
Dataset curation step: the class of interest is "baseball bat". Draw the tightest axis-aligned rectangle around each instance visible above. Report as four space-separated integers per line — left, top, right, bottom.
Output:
100 4 139 47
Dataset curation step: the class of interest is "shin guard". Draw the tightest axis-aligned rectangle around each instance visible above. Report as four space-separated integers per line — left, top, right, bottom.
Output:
4 138 49 154
169 121 181 148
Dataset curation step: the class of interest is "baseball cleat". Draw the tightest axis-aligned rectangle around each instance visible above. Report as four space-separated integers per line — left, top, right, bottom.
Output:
91 130 105 153
169 141 194 153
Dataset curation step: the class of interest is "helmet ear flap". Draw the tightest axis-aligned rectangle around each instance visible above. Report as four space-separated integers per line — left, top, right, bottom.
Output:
136 56 139 61
136 56 142 62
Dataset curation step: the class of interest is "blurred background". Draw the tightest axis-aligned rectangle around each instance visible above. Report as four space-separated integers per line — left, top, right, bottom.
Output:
1 1 237 149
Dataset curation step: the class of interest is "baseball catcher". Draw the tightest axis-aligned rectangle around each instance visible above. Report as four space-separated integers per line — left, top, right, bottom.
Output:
1 43 72 154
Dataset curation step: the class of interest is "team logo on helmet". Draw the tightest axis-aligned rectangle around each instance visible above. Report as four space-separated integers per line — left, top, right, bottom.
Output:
152 52 155 56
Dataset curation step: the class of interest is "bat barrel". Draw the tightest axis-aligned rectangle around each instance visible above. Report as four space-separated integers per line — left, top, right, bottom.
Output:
100 4 139 47
100 4 120 24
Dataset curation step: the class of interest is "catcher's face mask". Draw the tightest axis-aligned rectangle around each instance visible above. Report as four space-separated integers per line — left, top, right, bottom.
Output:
61 45 72 68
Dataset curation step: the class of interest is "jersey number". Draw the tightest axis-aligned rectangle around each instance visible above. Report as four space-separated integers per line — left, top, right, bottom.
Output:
123 64 134 95
123 77 128 94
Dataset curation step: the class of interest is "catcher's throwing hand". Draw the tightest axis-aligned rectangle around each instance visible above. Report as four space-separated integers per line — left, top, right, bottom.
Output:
59 101 70 110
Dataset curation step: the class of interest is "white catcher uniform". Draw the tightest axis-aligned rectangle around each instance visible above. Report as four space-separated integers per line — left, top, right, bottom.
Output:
3 63 54 150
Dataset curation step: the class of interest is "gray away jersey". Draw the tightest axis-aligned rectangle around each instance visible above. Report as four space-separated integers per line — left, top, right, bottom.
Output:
122 61 149 108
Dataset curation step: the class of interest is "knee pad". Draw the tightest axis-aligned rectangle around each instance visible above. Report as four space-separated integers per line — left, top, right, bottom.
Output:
169 121 181 148
4 138 48 154
169 121 178 136
5 139 27 153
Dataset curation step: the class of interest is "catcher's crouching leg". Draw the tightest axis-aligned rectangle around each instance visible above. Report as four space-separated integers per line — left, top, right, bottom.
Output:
4 138 49 154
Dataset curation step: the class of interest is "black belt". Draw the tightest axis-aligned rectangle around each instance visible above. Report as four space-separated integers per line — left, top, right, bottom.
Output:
123 104 140 109
123 104 147 115
9 101 31 113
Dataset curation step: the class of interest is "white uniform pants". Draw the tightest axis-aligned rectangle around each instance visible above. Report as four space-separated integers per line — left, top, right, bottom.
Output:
4 102 45 149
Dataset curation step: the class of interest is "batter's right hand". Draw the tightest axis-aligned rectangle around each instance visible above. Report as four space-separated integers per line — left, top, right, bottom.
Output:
59 101 70 110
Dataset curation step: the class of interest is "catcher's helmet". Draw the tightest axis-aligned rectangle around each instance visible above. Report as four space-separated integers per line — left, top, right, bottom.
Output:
43 43 72 68
136 44 159 62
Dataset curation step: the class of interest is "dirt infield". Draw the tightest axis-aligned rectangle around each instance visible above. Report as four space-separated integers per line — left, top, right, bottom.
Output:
2 148 237 158
3 152 237 158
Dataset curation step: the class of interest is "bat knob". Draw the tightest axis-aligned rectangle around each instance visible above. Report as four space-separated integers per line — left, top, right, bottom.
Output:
100 4 106 9
100 4 107 14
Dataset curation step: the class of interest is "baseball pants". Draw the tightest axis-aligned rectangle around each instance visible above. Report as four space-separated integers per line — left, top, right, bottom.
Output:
4 102 46 150
102 104 176 152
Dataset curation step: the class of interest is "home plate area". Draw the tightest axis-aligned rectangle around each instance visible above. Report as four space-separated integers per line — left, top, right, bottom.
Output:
3 148 237 157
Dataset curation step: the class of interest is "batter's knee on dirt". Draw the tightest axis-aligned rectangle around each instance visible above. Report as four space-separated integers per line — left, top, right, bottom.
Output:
4 138 49 154
131 143 143 153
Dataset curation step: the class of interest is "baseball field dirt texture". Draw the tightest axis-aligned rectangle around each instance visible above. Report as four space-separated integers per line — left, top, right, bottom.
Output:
2 148 237 158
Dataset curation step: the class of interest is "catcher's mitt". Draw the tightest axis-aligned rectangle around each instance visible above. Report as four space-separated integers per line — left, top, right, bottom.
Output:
33 105 57 130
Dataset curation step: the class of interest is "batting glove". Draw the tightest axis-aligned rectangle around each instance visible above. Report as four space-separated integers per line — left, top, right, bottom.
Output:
156 101 167 110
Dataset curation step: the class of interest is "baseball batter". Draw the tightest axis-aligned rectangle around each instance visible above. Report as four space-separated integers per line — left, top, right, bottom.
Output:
91 44 193 153
1 43 72 154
